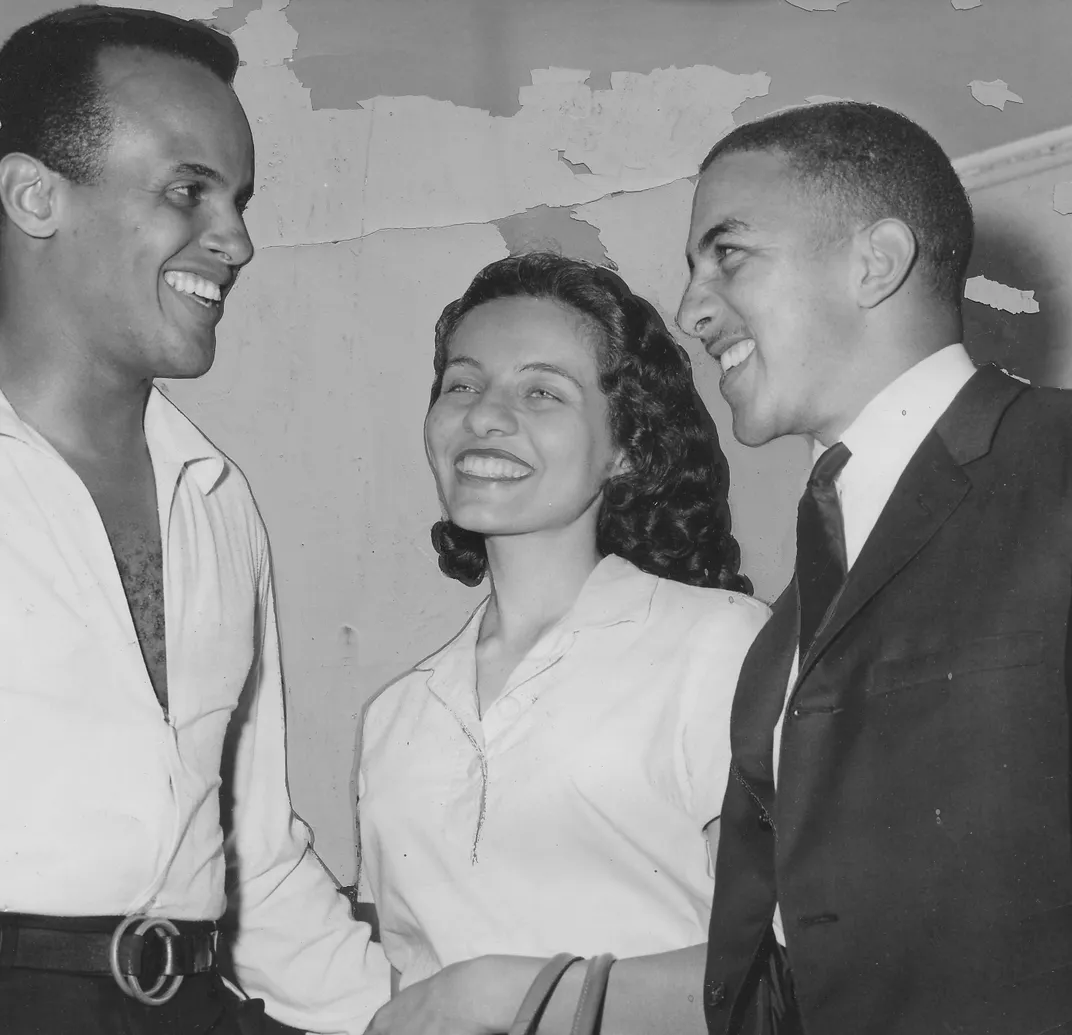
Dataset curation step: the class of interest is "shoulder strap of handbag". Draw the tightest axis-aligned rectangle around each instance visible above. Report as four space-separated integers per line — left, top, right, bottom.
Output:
509 953 617 1035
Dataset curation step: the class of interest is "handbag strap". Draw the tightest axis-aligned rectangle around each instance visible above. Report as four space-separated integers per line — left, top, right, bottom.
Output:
508 953 582 1035
570 953 616 1035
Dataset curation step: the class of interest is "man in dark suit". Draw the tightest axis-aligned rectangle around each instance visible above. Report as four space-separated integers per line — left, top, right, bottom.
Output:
676 101 1072 1034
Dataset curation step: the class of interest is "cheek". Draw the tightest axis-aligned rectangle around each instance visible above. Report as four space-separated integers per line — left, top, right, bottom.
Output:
423 405 454 462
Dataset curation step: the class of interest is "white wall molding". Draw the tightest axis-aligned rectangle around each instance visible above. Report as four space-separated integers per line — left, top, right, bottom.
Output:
955 124 1072 193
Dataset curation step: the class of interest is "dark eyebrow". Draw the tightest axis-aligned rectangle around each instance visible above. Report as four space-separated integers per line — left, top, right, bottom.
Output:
444 357 585 391
444 355 482 371
519 362 584 390
173 161 255 208
695 217 752 257
173 161 226 186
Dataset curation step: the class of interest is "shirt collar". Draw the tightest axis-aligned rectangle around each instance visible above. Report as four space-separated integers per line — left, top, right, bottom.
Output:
144 386 227 495
0 381 227 495
816 343 977 473
416 554 658 677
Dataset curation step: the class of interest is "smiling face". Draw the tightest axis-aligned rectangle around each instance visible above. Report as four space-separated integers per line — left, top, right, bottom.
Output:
677 149 861 447
424 295 625 544
52 47 254 382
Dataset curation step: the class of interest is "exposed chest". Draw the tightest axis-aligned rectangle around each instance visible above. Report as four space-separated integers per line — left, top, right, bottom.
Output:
76 454 169 711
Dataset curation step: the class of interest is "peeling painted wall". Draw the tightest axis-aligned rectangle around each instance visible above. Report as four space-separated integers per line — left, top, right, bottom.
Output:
5 0 1072 881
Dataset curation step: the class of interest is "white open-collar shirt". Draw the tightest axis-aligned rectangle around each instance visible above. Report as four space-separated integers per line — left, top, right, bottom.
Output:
0 385 388 1033
770 342 978 944
358 554 770 987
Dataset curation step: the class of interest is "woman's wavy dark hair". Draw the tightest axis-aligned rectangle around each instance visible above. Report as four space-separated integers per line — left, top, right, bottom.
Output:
428 252 751 594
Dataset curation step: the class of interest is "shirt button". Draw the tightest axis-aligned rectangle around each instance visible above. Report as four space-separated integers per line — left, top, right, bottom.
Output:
703 979 727 1008
498 697 521 719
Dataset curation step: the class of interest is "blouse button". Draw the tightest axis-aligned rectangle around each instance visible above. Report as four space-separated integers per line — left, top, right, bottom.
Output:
498 697 522 719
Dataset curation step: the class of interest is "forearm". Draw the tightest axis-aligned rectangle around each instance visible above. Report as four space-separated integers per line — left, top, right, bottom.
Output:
536 944 707 1035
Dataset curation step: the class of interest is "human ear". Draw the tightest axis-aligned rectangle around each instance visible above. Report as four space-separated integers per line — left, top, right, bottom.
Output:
854 218 917 309
0 153 62 239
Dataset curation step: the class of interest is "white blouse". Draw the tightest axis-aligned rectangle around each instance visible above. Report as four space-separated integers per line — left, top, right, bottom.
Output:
357 555 770 987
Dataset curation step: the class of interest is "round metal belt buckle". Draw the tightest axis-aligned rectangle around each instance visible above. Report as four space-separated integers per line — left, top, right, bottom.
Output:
109 914 184 1005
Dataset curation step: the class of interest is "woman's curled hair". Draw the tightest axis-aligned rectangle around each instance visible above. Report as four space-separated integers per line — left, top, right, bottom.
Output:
429 252 751 594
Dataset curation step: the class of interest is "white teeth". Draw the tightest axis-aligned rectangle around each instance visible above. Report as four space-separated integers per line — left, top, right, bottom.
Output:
720 338 756 374
163 271 222 304
456 454 531 479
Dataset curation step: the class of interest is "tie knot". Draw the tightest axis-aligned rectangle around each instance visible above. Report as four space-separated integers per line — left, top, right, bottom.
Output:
808 441 851 489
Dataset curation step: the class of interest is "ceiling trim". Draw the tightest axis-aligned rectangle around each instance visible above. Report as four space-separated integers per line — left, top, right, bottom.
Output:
955 124 1072 192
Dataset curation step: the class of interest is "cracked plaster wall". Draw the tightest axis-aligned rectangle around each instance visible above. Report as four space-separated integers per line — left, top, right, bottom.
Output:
4 0 1072 881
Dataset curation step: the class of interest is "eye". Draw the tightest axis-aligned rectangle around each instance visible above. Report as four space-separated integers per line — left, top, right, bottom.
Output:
443 381 478 395
715 242 741 261
528 387 562 402
168 183 203 207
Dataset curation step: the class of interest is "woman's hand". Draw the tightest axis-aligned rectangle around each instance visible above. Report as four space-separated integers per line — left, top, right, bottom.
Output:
363 955 545 1035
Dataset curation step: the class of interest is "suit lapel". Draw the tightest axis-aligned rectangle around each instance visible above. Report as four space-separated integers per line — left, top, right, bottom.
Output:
796 364 1028 688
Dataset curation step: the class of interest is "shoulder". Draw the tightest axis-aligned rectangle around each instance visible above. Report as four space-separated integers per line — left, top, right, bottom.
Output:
988 381 1072 482
647 576 771 644
1006 382 1072 429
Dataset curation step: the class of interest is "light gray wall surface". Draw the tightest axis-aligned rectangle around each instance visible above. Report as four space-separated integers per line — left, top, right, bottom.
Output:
3 0 1070 881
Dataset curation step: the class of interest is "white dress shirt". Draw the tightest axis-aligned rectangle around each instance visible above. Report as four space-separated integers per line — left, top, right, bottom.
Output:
358 555 770 987
770 342 977 943
0 385 388 1033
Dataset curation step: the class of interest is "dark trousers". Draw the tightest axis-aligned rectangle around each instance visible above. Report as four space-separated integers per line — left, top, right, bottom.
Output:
0 968 304 1035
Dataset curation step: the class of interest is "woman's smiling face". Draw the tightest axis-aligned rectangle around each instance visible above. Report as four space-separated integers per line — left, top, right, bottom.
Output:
424 295 624 541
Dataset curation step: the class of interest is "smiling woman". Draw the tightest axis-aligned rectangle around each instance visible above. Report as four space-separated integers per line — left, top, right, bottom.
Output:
426 252 751 592
355 252 772 1025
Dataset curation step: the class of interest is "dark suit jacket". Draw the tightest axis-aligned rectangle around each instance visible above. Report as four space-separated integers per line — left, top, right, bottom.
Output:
704 366 1072 1035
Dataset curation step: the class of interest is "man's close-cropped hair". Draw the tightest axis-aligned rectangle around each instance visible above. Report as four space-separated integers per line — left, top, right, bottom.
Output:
428 251 752 595
701 101 974 308
0 5 239 185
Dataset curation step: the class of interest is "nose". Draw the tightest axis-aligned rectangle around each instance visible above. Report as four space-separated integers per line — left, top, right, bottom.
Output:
676 273 721 341
203 203 254 270
463 388 518 437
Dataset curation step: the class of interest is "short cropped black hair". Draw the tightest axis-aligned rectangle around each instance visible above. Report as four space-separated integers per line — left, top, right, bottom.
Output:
701 101 973 308
0 5 239 184
428 252 752 595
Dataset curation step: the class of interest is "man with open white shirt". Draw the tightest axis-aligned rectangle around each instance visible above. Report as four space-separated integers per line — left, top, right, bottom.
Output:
0 7 387 1033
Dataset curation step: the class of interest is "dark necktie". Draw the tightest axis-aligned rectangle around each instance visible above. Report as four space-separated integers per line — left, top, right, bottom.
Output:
796 441 851 658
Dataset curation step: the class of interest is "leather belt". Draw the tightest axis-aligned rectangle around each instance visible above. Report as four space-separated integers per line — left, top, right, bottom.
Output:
0 912 218 1006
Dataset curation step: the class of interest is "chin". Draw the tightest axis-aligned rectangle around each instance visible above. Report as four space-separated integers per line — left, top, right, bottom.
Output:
161 339 217 380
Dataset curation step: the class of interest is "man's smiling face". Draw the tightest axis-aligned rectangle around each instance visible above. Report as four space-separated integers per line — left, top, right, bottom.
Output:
677 149 860 447
55 46 255 382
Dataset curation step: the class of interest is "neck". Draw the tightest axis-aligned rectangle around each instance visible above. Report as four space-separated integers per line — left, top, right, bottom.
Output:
815 302 962 446
481 522 603 647
0 303 152 462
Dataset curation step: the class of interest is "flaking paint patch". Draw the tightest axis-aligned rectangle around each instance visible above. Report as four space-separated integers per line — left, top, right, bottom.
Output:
104 0 232 17
229 0 768 248
968 79 1024 110
230 0 295 66
784 0 851 9
965 275 1040 314
574 179 696 323
235 64 373 248
493 206 611 266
